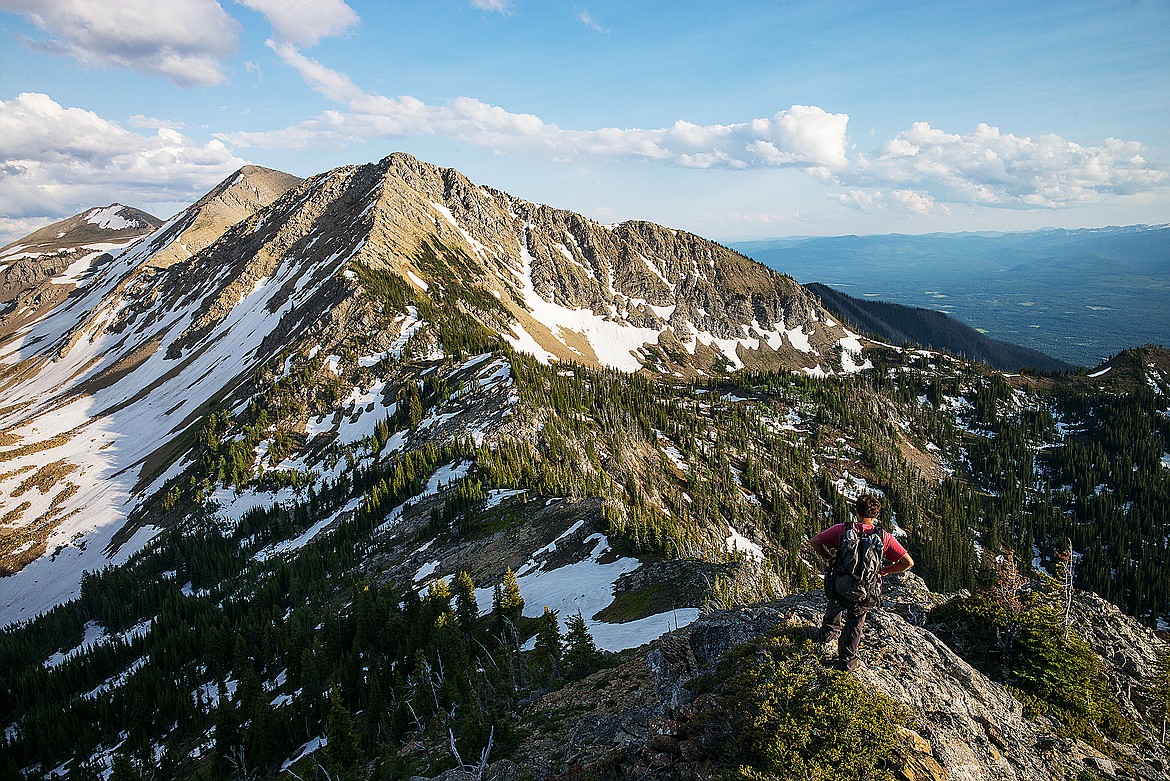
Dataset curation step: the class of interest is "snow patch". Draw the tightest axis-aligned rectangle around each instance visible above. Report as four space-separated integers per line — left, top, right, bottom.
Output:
44 619 152 669
726 526 764 561
282 736 327 773
483 488 526 509
832 471 883 502
253 495 360 562
85 206 139 230
406 269 429 291
479 533 699 652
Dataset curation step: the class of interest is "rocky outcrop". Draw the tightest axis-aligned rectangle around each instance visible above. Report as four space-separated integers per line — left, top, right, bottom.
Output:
463 578 1169 781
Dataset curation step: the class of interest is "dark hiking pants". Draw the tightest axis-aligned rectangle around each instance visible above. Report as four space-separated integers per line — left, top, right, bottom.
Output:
820 600 869 668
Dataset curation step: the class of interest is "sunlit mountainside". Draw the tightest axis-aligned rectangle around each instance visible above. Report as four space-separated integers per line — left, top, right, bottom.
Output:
0 154 1167 781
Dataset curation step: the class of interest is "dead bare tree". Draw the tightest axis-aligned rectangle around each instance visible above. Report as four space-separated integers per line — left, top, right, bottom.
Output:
448 725 495 781
224 745 259 781
1059 538 1075 640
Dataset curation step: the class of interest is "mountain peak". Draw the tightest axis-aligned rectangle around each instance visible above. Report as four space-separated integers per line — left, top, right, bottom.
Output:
140 164 303 269
0 203 164 339
0 204 162 257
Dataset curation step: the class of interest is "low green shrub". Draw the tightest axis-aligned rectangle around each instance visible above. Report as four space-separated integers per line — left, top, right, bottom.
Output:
695 625 911 781
929 593 1138 748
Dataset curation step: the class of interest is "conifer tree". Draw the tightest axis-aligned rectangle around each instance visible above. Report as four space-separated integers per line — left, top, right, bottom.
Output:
499 568 524 627
531 606 562 686
110 753 142 781
325 686 359 779
563 610 602 679
426 578 454 625
453 571 479 639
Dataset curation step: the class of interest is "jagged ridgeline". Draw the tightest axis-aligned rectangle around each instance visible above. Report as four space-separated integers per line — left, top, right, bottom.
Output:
0 153 1167 780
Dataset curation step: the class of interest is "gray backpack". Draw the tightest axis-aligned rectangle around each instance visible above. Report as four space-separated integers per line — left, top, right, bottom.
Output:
832 523 885 606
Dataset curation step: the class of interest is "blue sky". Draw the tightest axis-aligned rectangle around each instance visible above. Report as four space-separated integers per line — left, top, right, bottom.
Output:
0 0 1167 243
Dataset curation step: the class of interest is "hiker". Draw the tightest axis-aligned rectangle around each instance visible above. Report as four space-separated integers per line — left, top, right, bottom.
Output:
810 493 914 671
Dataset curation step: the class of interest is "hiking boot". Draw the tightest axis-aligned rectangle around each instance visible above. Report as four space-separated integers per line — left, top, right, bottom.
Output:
817 627 840 645
834 658 862 672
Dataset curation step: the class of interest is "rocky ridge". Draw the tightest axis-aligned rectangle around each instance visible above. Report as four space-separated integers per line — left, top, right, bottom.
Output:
367 153 857 376
0 152 869 614
469 578 1169 781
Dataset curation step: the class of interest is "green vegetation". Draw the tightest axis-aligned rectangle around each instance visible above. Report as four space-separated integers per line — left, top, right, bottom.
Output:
593 582 694 624
930 578 1138 748
693 625 911 781
1 247 1168 779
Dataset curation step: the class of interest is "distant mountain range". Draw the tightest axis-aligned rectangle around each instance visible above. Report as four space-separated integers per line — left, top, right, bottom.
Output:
733 225 1170 366
805 282 1075 373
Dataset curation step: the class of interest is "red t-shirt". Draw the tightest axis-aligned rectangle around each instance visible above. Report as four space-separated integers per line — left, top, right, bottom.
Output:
812 522 908 563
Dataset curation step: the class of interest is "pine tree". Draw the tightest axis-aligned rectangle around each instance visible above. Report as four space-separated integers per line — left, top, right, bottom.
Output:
563 610 602 679
531 606 562 686
453 571 479 639
110 753 142 781
325 686 359 778
499 568 524 627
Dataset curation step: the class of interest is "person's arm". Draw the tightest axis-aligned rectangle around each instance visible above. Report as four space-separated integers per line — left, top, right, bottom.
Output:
880 553 914 577
811 538 832 563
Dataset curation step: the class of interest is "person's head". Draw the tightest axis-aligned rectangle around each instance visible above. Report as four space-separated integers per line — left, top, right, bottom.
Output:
855 493 881 522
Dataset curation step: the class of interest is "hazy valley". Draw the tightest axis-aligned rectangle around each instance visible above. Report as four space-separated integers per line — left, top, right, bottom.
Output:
734 227 1170 367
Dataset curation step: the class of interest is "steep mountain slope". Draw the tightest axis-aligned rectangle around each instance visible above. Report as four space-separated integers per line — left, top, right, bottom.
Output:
140 165 303 271
0 205 162 341
806 281 1074 372
0 167 301 612
0 153 869 623
0 153 1168 781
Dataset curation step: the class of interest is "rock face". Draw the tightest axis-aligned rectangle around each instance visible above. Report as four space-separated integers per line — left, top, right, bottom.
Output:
475 578 1170 781
0 152 869 612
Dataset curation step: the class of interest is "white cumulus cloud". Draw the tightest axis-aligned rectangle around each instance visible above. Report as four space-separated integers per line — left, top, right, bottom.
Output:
837 189 951 216
0 93 247 242
223 44 850 173
129 114 185 130
236 0 358 46
0 0 241 86
853 122 1166 209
